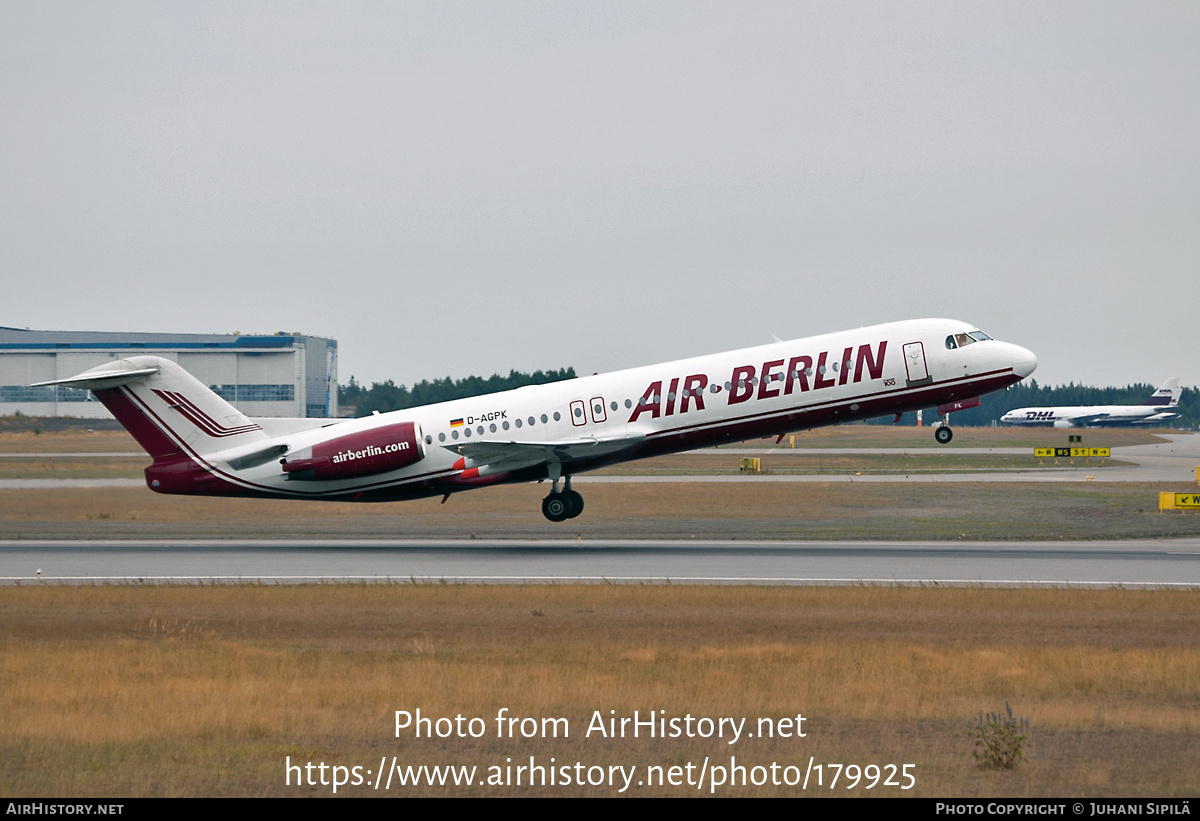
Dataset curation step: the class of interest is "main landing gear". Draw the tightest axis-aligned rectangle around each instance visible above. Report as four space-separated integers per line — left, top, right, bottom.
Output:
542 474 584 522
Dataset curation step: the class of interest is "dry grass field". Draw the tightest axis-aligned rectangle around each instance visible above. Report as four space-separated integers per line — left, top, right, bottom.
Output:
3 482 1200 541
3 426 1196 798
0 429 141 453
2 584 1196 797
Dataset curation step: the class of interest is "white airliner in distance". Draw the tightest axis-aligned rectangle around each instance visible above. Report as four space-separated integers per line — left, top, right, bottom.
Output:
1000 378 1182 428
33 318 1036 521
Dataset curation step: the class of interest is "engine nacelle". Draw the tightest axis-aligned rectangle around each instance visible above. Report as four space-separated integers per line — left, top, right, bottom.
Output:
282 421 425 480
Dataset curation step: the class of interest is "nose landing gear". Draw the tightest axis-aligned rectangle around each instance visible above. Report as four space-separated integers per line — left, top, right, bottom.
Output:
933 412 953 444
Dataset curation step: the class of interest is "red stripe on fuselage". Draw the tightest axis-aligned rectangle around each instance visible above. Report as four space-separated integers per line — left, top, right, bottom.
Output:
644 367 1016 441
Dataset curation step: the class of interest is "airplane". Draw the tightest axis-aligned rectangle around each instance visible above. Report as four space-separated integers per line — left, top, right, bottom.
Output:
999 377 1182 428
32 318 1036 521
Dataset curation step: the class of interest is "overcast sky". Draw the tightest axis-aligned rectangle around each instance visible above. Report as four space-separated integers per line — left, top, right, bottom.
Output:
3 2 1197 389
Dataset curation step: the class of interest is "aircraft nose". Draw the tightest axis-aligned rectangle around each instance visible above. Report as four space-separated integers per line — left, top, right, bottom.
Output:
1011 344 1037 379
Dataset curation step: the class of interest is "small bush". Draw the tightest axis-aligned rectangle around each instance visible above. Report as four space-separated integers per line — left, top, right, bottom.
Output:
967 703 1029 769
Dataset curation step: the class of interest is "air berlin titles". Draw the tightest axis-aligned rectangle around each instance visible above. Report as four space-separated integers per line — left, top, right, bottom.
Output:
330 440 409 465
628 341 887 423
282 421 424 480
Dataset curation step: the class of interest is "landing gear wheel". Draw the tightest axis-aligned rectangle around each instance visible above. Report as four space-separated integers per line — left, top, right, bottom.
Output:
541 492 576 522
564 490 584 519
934 426 953 444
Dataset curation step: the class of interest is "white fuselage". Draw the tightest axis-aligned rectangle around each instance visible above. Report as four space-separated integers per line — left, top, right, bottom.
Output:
1000 405 1177 428
182 317 1035 500
41 317 1036 506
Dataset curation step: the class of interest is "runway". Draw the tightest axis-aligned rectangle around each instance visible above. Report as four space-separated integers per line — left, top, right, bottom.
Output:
3 538 1198 587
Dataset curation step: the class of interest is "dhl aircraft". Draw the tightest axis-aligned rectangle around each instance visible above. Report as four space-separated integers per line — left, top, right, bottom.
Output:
32 318 1036 521
1000 377 1181 428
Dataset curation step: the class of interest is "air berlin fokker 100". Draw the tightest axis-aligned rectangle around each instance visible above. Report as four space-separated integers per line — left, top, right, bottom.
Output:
33 319 1036 521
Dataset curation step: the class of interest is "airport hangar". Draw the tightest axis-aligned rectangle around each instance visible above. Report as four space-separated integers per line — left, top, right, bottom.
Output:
0 327 338 419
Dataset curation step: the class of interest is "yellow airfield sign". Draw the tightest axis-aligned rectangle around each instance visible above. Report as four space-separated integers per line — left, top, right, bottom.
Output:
1160 492 1200 511
1034 448 1110 458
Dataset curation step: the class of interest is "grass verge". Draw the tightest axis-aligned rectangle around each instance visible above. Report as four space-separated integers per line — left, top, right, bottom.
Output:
3 482 1200 541
2 584 1196 797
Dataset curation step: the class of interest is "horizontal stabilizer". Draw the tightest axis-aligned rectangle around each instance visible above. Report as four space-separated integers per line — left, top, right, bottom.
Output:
29 364 160 391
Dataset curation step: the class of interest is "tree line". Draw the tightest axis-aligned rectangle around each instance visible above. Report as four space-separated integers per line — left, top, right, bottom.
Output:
870 380 1198 429
339 367 577 416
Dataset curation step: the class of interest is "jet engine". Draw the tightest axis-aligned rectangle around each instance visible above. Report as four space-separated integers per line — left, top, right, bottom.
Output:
282 421 425 480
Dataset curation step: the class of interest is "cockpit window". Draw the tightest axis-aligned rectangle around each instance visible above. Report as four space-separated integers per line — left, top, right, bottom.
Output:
947 329 993 350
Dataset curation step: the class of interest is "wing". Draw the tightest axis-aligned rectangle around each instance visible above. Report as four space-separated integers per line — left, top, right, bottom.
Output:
1063 413 1111 427
443 434 644 475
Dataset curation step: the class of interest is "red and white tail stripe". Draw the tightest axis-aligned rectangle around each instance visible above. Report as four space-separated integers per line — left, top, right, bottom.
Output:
151 388 262 438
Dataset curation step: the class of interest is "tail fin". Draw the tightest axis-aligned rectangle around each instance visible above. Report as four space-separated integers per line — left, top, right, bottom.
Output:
1145 377 1182 408
31 355 270 459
